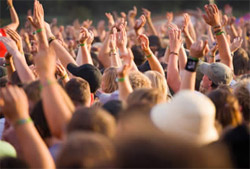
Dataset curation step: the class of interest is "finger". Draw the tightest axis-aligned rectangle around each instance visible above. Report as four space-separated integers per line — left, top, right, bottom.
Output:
27 16 36 28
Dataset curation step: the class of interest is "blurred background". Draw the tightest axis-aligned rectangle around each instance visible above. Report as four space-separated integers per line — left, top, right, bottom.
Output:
1 0 250 28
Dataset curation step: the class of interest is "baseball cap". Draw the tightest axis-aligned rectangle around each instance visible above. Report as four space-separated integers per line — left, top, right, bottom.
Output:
199 62 233 85
67 63 102 93
151 90 219 146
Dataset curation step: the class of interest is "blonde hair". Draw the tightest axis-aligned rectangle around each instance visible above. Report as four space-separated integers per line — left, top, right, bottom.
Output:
144 70 171 101
129 71 151 89
127 88 165 107
101 67 118 93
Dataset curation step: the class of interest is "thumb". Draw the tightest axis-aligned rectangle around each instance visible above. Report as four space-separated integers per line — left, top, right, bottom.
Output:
27 16 36 28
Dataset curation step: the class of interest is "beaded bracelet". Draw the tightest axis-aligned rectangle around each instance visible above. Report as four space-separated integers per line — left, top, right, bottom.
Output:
48 36 56 44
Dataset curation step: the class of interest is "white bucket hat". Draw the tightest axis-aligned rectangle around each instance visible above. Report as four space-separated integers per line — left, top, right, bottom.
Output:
151 90 219 146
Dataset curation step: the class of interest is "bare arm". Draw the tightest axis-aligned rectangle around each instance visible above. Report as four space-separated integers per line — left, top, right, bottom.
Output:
180 40 208 91
0 86 55 169
4 0 19 30
142 8 158 36
203 4 233 69
138 34 164 76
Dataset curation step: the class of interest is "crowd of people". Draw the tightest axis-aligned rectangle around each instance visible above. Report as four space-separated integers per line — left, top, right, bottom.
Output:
0 0 249 168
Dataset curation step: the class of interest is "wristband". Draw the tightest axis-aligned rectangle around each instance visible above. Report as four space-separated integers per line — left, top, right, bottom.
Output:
7 5 13 9
4 63 10 67
15 117 33 127
146 54 152 58
185 57 199 72
170 52 178 56
213 25 221 29
216 31 225 36
60 73 68 80
79 43 85 47
33 28 43 35
214 29 222 34
48 36 56 44
116 77 125 82
39 79 56 91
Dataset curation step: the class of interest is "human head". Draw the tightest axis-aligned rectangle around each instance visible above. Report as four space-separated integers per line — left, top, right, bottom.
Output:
101 67 118 93
233 79 250 123
131 45 146 66
144 70 171 101
128 71 151 89
127 88 165 108
207 88 242 129
67 107 116 138
56 132 115 168
199 62 233 94
233 48 249 76
30 101 52 140
65 77 91 107
67 63 102 93
24 80 41 113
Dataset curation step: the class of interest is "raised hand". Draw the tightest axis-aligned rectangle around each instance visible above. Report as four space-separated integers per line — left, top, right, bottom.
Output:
128 6 137 18
56 62 68 79
166 11 173 23
190 40 209 59
168 28 183 54
203 4 221 27
120 12 127 19
34 44 56 80
0 36 19 56
5 28 23 52
0 86 29 124
109 27 117 51
134 15 146 32
116 24 127 52
137 34 150 54
117 63 131 78
230 37 243 52
182 13 190 34
7 0 13 7
142 8 151 20
82 19 93 29
228 16 236 25
28 0 45 29
79 27 91 44
105 13 115 26
221 15 228 27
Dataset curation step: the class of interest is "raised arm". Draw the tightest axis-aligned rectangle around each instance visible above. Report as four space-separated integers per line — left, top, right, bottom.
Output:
128 6 137 30
166 27 183 93
182 13 194 49
138 34 164 76
109 27 122 67
4 0 19 30
117 62 133 102
0 85 55 169
43 22 77 69
0 36 35 83
78 27 94 65
203 4 233 69
180 40 209 91
29 0 74 139
142 8 158 36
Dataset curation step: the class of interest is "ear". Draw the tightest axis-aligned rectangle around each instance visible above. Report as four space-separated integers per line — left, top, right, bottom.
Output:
89 93 95 107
